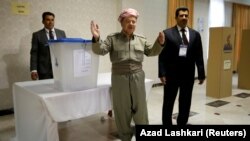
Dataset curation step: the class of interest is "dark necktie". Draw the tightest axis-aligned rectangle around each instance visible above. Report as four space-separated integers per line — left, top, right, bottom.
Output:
49 30 54 40
181 28 188 45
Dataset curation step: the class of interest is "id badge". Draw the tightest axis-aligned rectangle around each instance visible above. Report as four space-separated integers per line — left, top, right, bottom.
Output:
179 44 187 57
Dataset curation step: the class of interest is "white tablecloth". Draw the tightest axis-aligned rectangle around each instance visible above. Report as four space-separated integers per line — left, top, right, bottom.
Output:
13 73 154 141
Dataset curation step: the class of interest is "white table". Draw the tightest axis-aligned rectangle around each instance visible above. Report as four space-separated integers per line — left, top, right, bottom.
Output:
13 73 154 141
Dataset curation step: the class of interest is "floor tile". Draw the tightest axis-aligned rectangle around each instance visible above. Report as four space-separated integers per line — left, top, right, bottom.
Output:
234 92 250 98
172 111 199 119
206 100 230 107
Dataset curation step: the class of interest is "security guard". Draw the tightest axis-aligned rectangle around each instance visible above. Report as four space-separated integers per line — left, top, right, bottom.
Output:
90 8 165 141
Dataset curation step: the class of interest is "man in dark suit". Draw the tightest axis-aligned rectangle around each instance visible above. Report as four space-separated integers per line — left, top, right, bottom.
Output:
30 11 66 80
158 7 205 125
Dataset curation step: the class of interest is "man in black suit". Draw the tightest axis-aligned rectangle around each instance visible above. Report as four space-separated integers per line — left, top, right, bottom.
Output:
30 12 66 80
158 7 205 125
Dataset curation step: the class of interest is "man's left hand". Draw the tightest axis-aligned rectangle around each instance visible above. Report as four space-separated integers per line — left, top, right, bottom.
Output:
158 32 165 46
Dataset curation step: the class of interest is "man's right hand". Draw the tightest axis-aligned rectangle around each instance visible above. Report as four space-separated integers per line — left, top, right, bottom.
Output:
31 72 38 80
90 20 100 41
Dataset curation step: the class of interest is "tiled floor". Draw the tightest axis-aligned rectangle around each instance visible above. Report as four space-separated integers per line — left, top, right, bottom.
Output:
1 74 250 141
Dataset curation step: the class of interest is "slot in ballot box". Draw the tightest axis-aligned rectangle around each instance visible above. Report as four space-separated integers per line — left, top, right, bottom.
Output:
49 38 99 91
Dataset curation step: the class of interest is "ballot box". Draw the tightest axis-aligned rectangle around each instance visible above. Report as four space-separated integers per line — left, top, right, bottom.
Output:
49 38 99 91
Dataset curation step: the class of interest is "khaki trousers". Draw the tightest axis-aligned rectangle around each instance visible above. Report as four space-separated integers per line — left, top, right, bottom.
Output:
111 71 149 141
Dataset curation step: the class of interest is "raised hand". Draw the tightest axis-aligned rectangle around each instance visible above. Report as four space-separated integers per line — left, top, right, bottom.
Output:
158 32 165 45
90 20 100 40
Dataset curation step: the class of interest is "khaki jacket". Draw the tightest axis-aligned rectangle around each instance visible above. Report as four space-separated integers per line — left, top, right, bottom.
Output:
92 32 163 74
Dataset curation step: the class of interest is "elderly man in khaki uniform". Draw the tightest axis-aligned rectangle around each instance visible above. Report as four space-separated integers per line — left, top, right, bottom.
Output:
90 8 165 141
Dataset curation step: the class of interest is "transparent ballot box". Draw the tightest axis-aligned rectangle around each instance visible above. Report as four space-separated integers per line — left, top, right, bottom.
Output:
49 38 99 91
